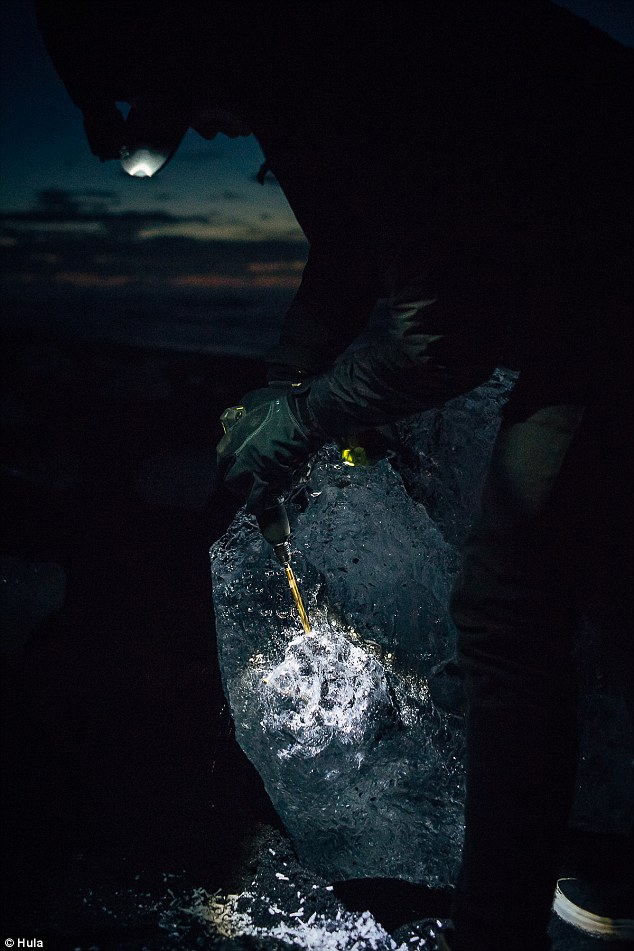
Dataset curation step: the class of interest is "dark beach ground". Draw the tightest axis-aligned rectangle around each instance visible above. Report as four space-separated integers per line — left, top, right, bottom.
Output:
1 324 283 944
1 324 631 950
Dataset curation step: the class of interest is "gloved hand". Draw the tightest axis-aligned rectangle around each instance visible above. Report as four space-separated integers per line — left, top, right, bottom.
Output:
216 388 324 513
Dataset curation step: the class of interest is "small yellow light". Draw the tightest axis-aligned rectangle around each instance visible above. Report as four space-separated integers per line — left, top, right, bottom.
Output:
341 445 370 467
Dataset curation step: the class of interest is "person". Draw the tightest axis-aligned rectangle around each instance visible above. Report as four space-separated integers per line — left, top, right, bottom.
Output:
37 2 633 948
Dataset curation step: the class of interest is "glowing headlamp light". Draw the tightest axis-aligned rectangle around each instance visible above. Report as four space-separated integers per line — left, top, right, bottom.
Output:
120 143 175 178
119 115 187 178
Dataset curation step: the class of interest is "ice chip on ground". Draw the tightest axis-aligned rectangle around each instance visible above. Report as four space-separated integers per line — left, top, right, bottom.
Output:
79 828 407 950
211 367 632 886
200 829 399 950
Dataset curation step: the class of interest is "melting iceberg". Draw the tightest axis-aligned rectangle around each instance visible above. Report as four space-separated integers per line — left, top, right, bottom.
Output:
211 366 632 887
210 370 513 887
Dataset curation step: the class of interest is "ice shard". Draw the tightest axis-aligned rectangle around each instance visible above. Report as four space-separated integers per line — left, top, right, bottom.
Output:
211 367 632 886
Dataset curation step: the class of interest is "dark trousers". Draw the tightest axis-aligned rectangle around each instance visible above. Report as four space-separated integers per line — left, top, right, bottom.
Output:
449 395 632 951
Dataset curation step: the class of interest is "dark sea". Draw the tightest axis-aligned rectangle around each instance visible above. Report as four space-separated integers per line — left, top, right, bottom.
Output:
0 291 293 359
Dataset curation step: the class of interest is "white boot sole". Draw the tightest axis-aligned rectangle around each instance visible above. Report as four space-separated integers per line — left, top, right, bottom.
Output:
553 879 634 940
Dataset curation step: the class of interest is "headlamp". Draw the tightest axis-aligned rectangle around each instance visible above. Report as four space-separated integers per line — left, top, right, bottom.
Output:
119 106 188 178
120 144 176 178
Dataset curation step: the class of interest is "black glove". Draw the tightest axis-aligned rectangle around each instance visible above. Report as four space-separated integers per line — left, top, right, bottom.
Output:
216 389 323 513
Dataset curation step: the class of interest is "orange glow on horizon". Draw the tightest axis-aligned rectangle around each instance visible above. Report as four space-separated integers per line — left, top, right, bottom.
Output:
8 268 303 292
247 260 305 273
170 273 301 289
53 272 135 287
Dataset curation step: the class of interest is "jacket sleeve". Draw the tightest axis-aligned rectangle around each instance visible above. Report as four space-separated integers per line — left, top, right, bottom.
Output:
258 138 503 423
258 141 381 380
266 246 380 380
304 272 504 437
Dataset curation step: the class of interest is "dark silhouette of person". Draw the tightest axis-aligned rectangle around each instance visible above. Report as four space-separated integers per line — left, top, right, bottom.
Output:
38 3 632 948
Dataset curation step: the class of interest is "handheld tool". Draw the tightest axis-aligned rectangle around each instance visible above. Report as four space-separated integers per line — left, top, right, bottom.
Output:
220 405 311 634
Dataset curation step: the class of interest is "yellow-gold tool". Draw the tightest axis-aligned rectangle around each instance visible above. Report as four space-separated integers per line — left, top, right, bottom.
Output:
220 405 311 634
284 562 311 634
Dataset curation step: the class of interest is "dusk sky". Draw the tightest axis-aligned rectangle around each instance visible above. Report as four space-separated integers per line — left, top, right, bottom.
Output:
1 1 632 335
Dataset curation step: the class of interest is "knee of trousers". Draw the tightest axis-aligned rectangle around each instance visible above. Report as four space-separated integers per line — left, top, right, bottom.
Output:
450 548 579 699
449 560 486 636
449 557 510 668
450 405 588 650
448 541 551 639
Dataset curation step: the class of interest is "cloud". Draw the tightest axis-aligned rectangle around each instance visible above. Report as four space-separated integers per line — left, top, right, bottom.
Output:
53 272 134 288
1 227 308 300
136 220 305 243
170 273 301 290
77 188 121 203
247 260 305 274
1 184 308 299
1 187 305 247
1 188 207 241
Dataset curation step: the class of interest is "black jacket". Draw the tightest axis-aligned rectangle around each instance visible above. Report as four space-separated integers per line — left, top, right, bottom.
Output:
39 1 632 430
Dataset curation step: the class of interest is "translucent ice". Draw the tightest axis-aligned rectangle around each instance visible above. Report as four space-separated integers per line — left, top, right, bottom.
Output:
210 371 514 886
211 367 632 887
